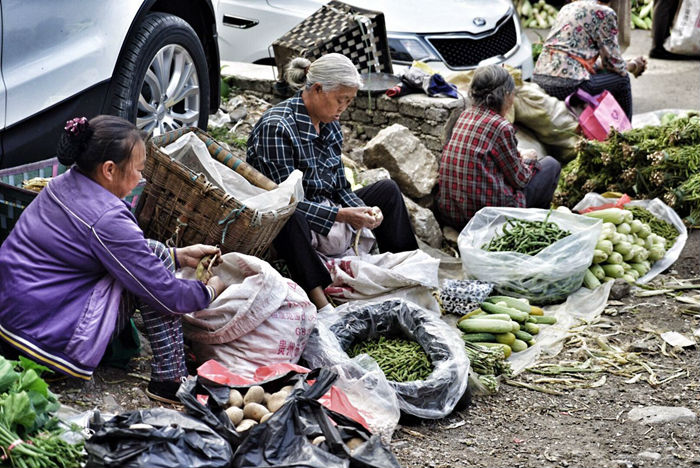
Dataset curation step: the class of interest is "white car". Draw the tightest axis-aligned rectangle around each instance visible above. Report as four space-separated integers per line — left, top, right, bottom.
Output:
214 0 534 77
0 1 220 169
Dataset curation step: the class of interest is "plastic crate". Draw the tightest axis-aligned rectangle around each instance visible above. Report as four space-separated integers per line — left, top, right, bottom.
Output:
0 158 144 245
271 0 392 79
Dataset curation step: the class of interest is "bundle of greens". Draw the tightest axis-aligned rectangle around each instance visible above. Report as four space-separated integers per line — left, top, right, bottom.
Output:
0 356 85 468
555 114 700 225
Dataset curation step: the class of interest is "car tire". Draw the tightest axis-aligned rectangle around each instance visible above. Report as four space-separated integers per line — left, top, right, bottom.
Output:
108 12 210 135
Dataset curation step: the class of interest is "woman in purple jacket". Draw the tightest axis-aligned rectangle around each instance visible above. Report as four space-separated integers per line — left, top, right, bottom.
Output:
0 116 225 404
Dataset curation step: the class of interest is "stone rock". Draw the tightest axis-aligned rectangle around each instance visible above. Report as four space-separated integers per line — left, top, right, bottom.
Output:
102 394 124 414
443 226 460 246
627 406 697 425
638 452 661 461
357 167 391 186
363 124 438 198
610 278 632 300
229 105 247 122
346 148 365 166
403 196 442 248
208 108 231 128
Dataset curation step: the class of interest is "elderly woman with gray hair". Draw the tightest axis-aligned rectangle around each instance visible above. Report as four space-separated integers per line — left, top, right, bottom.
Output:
247 53 417 312
437 65 562 230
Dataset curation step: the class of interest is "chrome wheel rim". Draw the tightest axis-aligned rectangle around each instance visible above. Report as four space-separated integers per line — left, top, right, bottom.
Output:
137 44 200 135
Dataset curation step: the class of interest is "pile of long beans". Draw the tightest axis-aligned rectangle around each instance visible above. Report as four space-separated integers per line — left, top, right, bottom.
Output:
348 336 433 383
482 214 571 256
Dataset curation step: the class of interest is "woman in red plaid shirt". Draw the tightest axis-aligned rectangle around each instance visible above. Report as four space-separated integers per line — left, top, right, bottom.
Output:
437 65 561 230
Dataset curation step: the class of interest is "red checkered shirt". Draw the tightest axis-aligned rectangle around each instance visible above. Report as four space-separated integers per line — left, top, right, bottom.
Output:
437 106 537 229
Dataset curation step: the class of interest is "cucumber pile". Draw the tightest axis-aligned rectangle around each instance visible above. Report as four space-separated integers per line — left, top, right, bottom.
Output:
631 0 653 30
458 295 557 359
582 207 671 287
517 0 558 29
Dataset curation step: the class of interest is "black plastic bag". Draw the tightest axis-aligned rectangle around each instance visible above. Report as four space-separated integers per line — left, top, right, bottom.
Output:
232 368 401 468
303 298 470 419
175 368 305 450
85 407 232 468
176 377 241 448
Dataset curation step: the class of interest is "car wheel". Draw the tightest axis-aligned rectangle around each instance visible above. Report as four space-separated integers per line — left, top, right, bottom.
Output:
108 12 210 135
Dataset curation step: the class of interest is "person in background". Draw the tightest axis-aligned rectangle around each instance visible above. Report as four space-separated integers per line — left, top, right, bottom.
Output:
532 0 647 120
247 53 418 312
649 0 689 59
0 115 225 405
437 65 562 231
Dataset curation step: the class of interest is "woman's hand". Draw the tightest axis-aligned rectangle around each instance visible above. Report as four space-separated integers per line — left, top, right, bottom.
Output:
336 206 383 230
176 244 222 269
627 56 647 78
520 149 538 160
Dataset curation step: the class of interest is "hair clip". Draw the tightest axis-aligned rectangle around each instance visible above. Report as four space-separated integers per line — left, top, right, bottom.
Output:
64 117 89 135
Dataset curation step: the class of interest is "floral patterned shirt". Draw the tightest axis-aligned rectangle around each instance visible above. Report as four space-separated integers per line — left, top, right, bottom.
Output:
533 1 627 81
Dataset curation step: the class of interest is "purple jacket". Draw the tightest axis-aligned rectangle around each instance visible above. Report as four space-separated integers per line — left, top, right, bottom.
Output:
0 169 210 379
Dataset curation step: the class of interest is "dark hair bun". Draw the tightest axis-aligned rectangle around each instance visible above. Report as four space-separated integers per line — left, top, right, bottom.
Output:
57 117 93 166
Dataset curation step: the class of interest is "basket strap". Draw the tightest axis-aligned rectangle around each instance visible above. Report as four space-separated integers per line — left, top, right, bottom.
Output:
166 216 189 248
218 205 247 245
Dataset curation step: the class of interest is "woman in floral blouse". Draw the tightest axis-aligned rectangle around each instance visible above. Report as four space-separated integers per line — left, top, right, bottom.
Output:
533 0 647 119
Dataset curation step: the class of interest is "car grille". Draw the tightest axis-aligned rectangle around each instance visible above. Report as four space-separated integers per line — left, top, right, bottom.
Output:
427 16 518 68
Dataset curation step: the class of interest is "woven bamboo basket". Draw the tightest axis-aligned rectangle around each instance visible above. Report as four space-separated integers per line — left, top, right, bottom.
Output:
135 127 297 257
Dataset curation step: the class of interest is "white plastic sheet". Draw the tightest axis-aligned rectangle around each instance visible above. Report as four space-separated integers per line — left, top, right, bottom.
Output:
572 193 687 283
324 250 440 303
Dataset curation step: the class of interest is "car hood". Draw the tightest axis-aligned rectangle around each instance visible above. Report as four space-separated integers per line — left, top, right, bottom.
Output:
267 0 513 34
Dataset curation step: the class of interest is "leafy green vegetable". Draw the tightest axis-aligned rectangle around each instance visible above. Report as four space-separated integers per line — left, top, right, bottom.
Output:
0 356 85 467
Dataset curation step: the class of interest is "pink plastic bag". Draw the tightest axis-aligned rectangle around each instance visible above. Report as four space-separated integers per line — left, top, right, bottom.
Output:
566 88 631 141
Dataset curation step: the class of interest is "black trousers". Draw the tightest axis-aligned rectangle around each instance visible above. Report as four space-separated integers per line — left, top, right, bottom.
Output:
525 156 562 209
273 179 418 292
652 0 680 50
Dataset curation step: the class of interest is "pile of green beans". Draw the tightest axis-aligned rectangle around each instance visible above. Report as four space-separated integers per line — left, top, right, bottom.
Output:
626 206 679 245
482 214 571 255
348 336 433 383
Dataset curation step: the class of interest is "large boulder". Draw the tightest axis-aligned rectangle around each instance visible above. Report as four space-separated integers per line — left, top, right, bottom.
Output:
362 124 438 198
403 195 442 248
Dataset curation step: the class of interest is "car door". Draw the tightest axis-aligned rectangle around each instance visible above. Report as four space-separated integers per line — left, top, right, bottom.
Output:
215 0 324 65
0 0 141 168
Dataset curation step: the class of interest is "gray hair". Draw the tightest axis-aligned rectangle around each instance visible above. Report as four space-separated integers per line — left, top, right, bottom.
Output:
285 53 363 91
469 65 515 112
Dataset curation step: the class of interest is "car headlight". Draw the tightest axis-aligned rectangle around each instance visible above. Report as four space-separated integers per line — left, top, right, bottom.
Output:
388 36 438 64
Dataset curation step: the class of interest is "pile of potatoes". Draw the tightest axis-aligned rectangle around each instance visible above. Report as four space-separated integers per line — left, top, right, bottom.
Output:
225 384 293 432
225 383 368 453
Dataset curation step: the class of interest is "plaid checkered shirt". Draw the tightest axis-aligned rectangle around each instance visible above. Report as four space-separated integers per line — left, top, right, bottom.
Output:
246 92 363 235
437 106 537 229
